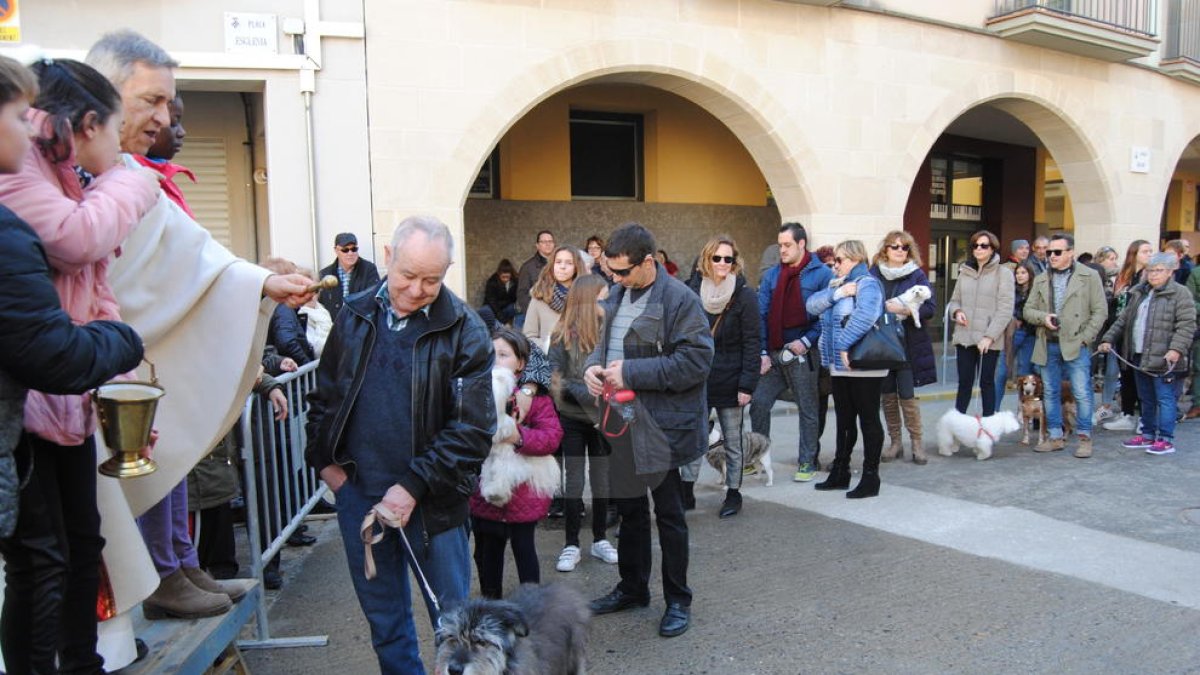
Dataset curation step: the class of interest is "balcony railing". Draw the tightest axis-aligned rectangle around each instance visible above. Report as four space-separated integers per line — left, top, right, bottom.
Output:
988 0 1160 62
1165 0 1200 61
993 0 1158 37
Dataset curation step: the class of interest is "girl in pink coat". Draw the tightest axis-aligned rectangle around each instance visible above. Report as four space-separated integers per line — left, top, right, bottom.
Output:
469 328 563 599
0 59 159 673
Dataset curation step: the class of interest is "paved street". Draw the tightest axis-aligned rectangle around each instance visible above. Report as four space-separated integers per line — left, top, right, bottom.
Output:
243 392 1200 674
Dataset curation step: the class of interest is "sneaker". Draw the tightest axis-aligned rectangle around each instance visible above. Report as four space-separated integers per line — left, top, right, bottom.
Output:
1147 440 1176 455
590 540 619 564
556 545 581 572
1034 437 1066 453
1122 435 1153 449
1103 414 1137 431
1093 404 1115 425
793 463 816 482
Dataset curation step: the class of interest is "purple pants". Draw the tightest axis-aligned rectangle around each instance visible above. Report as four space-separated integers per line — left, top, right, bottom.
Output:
136 479 199 578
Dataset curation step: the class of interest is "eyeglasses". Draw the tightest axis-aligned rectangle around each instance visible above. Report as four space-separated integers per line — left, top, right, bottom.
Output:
1147 267 1171 274
711 255 735 264
972 242 992 250
1047 249 1068 257
886 244 911 252
339 246 358 253
538 238 555 245
608 263 637 277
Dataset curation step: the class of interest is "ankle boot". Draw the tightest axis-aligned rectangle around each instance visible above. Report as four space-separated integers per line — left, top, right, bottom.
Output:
718 489 742 518
682 481 696 511
142 569 232 620
183 566 247 602
846 470 880 499
881 393 903 462
900 397 926 465
814 462 851 490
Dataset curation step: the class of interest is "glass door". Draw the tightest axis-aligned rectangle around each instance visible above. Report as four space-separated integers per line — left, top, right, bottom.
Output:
929 230 972 332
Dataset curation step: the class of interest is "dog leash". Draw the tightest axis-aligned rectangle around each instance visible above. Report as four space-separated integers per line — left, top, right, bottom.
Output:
1105 349 1178 380
360 504 441 614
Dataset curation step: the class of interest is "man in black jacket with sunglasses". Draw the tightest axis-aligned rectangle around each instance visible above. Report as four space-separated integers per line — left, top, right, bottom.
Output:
318 232 380 317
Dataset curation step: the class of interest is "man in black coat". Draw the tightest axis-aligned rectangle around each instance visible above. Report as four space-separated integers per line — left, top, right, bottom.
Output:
584 223 713 639
318 232 380 317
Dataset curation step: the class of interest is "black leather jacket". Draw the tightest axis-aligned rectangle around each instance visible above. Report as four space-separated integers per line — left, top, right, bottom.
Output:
305 280 495 536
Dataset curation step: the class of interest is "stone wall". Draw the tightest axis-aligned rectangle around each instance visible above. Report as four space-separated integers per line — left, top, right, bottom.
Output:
463 199 783 306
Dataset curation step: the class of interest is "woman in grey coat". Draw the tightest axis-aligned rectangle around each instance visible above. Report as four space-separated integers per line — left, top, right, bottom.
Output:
1099 252 1196 455
945 230 1015 418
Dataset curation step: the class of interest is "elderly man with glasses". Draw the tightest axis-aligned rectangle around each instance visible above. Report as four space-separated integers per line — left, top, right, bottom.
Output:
319 232 381 317
1024 233 1108 458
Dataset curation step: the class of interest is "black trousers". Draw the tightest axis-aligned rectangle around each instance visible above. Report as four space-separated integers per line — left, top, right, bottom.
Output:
609 442 691 606
561 415 611 548
955 345 999 416
0 435 105 675
471 517 539 599
831 376 884 472
1119 364 1138 416
193 503 238 579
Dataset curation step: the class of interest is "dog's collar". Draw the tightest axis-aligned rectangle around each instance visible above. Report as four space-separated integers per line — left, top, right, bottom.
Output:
1023 396 1043 402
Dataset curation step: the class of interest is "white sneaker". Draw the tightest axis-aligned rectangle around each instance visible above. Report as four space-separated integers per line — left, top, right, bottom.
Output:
590 540 619 564
1103 414 1136 431
556 545 581 572
1092 404 1115 425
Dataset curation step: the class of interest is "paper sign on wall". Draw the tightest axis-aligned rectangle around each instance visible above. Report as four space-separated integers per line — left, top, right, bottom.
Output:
224 12 277 54
1130 146 1151 174
0 0 21 44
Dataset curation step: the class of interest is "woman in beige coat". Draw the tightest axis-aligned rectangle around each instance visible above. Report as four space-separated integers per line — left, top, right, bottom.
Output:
945 229 1015 417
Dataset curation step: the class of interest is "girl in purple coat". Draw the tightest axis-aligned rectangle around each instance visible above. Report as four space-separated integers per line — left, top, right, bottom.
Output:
469 328 564 599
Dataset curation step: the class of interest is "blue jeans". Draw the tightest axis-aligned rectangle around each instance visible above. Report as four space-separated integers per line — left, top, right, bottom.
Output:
749 348 819 466
335 479 470 675
1041 342 1094 439
1101 349 1120 407
1133 354 1179 441
995 330 1035 407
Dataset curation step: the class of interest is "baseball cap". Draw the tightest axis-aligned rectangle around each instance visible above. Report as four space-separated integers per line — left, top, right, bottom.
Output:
335 233 357 248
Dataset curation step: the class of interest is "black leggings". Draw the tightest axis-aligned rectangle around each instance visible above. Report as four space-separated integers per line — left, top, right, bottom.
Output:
561 416 610 548
1119 364 1138 416
956 345 999 416
831 376 884 471
471 517 539 599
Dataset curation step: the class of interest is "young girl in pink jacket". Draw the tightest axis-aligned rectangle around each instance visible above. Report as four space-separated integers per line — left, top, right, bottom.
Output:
469 327 563 599
0 58 159 673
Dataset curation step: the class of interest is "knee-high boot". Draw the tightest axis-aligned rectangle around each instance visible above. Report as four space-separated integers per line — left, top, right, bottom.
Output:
881 393 903 462
901 397 926 465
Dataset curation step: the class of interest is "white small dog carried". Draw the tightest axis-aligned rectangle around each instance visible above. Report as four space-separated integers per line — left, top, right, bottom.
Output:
936 409 1020 461
894 285 932 328
478 367 560 506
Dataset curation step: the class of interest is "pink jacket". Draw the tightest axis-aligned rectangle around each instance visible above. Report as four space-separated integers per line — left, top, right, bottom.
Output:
469 393 564 524
0 110 160 445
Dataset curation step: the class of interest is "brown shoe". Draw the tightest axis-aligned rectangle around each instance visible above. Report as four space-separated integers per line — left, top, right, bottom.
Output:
142 569 232 620
1034 437 1066 453
1074 435 1093 459
183 566 247 602
1186 407 1200 419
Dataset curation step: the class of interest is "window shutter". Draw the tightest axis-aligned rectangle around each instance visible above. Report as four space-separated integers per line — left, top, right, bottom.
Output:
174 138 233 249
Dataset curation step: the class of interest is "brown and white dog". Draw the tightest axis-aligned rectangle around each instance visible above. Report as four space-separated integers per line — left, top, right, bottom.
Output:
1016 373 1076 445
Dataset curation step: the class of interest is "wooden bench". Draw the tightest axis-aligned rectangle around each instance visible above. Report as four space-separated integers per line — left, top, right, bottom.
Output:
119 579 260 675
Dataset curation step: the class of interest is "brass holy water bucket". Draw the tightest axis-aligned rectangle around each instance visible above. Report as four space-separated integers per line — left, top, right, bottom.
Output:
95 361 164 478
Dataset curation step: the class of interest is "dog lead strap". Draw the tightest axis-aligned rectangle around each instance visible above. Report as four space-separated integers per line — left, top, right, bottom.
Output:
359 504 442 614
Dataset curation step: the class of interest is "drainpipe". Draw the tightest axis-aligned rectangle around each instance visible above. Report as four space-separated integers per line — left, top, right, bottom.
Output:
300 67 320 270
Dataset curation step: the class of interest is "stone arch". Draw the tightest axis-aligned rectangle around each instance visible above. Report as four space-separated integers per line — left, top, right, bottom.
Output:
898 72 1113 234
438 39 818 222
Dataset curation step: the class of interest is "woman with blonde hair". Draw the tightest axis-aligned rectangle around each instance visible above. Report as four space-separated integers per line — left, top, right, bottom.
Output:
524 245 587 350
868 231 936 465
548 274 618 571
682 235 760 517
807 240 887 499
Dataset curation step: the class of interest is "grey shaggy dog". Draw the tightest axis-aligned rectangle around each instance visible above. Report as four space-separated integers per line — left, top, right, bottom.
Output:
433 583 590 675
706 430 773 486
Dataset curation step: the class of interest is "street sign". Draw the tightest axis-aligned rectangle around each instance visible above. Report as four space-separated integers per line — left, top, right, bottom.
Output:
224 12 277 54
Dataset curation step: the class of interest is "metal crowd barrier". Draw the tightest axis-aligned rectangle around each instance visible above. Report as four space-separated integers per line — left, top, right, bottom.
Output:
236 360 329 650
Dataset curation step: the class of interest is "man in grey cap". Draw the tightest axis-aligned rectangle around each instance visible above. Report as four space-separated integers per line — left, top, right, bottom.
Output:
319 232 381 317
1005 239 1030 271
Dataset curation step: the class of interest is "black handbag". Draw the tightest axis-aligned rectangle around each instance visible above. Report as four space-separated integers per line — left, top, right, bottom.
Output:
847 312 908 370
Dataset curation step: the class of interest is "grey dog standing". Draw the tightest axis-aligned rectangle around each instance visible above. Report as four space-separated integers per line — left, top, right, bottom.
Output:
433 583 590 675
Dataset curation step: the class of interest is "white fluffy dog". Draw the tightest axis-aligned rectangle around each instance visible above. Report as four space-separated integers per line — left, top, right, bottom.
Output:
478 367 560 506
895 285 932 328
936 409 1020 461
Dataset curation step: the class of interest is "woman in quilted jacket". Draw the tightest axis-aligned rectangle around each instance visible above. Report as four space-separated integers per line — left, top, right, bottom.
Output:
469 328 564 599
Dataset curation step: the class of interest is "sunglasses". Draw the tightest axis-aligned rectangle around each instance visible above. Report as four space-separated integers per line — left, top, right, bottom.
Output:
972 242 992 250
608 263 637 277
711 255 735 264
834 257 849 265
886 244 911 252
1047 249 1068 257
339 246 359 253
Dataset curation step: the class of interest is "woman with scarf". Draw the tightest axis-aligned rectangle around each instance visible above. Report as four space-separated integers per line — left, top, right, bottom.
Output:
945 229 1015 419
524 245 587 352
807 240 887 498
1103 240 1152 431
681 235 760 517
869 231 936 465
